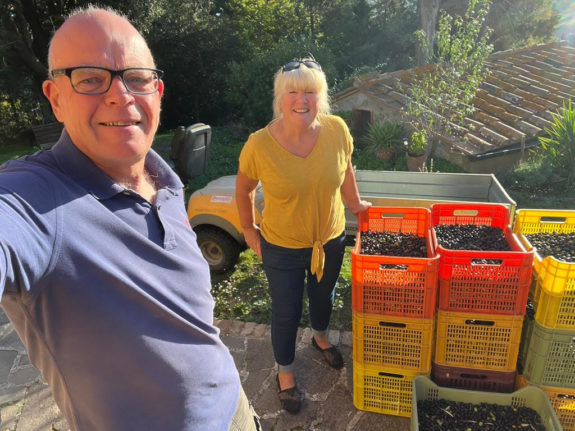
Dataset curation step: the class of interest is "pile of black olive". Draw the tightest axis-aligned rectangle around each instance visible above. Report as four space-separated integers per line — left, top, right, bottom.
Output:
524 232 575 263
433 224 511 251
359 231 427 257
417 399 545 430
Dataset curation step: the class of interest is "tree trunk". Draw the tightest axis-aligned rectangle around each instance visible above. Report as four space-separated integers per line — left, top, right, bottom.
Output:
416 0 441 66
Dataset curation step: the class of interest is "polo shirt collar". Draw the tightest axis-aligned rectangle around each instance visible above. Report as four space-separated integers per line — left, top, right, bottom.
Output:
51 129 184 200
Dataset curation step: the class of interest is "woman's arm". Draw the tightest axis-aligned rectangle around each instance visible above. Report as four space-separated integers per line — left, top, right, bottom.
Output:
340 158 371 215
235 171 262 258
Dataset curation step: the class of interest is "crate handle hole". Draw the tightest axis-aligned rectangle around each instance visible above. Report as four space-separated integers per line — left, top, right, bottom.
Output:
379 321 407 328
460 373 487 380
378 372 404 379
540 216 567 223
471 259 503 266
453 209 479 216
379 264 408 271
558 394 575 400
381 213 405 219
465 319 495 326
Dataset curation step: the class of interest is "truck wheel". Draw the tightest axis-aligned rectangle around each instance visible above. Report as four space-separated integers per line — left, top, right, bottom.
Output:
195 227 242 273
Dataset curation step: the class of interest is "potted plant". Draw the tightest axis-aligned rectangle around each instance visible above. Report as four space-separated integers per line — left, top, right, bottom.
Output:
405 130 429 171
361 122 403 161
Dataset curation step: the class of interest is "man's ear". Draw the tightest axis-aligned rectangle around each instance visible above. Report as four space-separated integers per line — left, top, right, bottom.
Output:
158 79 164 98
42 80 65 122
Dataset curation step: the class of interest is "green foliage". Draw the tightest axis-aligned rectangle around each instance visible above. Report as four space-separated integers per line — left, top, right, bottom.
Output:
221 0 301 55
0 94 42 146
184 127 246 195
405 129 427 156
148 0 237 129
539 100 575 187
408 0 493 141
0 143 38 164
211 246 353 329
487 0 559 51
211 249 271 323
225 37 335 128
360 122 404 155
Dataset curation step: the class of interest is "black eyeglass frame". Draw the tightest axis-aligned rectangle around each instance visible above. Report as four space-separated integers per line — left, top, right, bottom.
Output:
281 59 322 73
50 66 164 95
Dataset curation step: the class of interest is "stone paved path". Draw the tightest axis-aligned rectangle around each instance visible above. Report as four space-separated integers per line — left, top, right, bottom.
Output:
0 309 410 430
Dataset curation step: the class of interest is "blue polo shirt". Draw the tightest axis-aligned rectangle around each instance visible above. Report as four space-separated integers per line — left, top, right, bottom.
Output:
0 131 240 430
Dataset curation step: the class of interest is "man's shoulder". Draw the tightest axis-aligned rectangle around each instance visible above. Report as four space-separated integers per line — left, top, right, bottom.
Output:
0 151 64 194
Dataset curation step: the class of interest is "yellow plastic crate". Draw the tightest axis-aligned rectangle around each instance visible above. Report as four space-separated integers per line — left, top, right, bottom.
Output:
513 209 575 330
352 312 434 372
518 374 575 431
353 361 426 417
434 310 524 372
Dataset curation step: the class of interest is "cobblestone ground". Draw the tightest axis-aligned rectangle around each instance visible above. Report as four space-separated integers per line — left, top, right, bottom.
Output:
0 311 410 431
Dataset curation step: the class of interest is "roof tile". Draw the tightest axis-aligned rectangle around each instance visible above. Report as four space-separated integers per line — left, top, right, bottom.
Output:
335 41 575 157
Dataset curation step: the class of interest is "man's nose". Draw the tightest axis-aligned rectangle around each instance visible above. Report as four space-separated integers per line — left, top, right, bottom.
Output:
105 76 133 103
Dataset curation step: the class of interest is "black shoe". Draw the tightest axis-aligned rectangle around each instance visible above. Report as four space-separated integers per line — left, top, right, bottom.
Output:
312 337 344 369
276 374 302 414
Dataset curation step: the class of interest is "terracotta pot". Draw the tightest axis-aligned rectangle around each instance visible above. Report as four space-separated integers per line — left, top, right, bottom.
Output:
406 152 428 171
375 147 393 161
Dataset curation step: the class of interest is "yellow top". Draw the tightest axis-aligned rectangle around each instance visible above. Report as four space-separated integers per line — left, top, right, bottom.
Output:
238 114 353 280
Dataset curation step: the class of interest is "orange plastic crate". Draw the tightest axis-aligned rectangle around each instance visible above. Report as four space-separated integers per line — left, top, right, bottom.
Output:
513 209 575 330
351 207 439 319
518 374 575 431
430 203 533 315
353 361 425 417
352 311 434 372
434 310 524 372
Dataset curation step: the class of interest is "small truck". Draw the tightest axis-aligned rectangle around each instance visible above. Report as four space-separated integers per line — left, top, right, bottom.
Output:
186 170 516 272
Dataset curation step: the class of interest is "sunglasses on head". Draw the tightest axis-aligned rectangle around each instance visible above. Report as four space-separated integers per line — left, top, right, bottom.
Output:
282 59 322 72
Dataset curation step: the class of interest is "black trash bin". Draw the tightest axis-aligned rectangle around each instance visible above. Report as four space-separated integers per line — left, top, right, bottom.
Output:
170 123 211 182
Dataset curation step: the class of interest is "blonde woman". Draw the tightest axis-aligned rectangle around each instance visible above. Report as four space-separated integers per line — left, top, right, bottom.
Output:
236 58 370 414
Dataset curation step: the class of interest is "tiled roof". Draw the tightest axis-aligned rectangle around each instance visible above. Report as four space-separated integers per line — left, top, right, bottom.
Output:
337 42 575 157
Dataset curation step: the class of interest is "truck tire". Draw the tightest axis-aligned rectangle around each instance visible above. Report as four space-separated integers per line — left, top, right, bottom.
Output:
195 227 242 273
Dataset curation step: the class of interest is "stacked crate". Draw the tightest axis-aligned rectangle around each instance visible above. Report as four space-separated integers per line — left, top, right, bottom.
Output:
351 207 439 417
430 203 534 393
514 209 575 431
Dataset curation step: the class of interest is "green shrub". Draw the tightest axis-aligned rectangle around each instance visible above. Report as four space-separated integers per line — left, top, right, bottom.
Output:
359 122 404 154
225 37 336 129
539 100 575 187
0 95 43 146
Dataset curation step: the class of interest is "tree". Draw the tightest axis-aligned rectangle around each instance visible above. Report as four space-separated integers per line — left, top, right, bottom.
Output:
225 37 335 128
406 0 493 150
416 0 440 66
218 0 301 56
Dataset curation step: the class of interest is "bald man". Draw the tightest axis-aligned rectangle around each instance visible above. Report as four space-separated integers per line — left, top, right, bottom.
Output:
0 6 259 431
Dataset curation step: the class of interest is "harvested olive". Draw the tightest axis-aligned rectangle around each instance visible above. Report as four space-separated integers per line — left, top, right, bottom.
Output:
417 399 545 430
360 231 427 257
524 232 575 263
434 224 511 251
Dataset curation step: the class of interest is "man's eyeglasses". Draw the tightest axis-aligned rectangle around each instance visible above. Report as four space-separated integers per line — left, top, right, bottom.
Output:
50 67 164 95
282 60 322 73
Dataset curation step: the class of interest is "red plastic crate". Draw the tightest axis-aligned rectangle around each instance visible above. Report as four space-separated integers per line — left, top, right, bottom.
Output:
351 207 439 319
431 361 516 393
430 203 534 315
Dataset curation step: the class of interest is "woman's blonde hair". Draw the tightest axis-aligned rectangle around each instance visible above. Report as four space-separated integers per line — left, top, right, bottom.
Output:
272 59 330 119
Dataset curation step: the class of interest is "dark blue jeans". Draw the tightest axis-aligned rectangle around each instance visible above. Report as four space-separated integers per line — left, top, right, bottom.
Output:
260 231 346 368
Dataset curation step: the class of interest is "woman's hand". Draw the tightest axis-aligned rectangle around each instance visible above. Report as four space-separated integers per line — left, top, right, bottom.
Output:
243 225 262 259
349 200 372 216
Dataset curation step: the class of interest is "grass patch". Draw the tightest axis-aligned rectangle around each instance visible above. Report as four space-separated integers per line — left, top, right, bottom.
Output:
0 144 39 164
211 247 354 330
